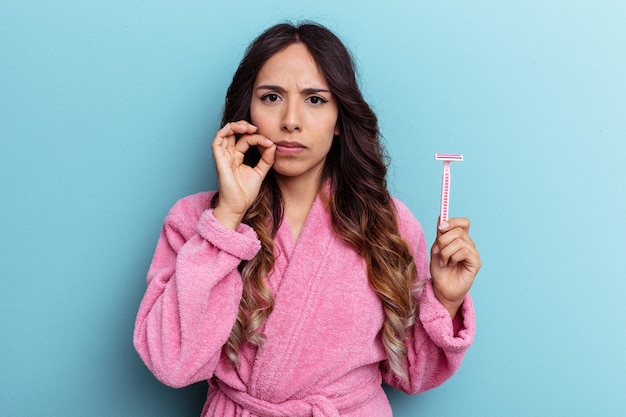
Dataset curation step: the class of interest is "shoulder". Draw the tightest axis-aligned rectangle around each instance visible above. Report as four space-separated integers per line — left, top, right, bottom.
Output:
391 197 422 232
391 196 425 248
169 191 216 216
164 191 217 237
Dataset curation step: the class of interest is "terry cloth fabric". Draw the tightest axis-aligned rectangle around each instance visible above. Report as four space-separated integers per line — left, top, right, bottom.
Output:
134 191 475 417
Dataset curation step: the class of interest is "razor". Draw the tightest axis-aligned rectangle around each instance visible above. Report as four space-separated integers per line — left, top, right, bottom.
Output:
434 153 464 224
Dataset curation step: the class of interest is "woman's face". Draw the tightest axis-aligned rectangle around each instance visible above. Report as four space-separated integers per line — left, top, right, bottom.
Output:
250 43 339 184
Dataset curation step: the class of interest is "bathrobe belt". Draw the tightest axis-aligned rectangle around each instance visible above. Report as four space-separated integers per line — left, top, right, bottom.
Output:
215 378 380 417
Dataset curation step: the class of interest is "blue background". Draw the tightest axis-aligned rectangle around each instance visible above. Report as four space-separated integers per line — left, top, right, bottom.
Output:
2 1 625 416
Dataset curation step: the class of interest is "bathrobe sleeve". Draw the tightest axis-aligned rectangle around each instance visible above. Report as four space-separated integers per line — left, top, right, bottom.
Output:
382 199 476 394
133 192 261 388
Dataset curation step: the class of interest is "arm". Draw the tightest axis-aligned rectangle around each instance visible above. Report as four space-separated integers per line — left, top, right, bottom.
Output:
133 195 261 388
384 279 475 394
134 121 275 387
383 202 478 394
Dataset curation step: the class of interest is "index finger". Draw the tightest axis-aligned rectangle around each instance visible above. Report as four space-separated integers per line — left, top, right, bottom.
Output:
438 217 471 234
234 133 275 154
217 121 258 138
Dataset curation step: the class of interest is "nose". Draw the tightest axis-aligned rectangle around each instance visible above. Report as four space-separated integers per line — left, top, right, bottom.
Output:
281 100 301 133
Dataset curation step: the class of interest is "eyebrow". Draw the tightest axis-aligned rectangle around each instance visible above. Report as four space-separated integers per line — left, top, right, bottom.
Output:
255 85 332 95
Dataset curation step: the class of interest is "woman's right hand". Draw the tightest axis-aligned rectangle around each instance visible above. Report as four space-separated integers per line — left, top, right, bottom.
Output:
211 121 276 230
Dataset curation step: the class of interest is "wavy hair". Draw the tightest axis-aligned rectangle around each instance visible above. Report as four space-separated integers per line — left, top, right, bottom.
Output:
212 22 419 382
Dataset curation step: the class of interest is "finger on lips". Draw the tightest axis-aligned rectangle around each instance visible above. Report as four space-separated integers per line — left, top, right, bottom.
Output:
234 134 274 153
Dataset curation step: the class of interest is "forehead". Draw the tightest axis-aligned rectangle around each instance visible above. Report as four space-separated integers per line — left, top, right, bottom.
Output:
254 43 328 87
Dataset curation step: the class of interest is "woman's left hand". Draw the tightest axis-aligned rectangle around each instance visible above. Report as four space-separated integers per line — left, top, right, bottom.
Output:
430 217 481 318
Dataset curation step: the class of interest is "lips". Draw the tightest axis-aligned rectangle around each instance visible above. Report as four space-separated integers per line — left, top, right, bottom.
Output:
275 140 306 155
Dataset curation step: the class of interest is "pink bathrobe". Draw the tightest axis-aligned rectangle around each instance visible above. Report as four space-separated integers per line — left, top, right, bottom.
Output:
134 191 475 417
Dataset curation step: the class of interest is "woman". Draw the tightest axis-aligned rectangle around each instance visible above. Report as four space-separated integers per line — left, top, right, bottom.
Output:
134 22 481 417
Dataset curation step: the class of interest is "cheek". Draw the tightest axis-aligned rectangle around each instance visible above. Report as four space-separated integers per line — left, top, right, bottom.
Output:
249 102 260 125
324 113 340 138
249 104 272 132
324 106 340 136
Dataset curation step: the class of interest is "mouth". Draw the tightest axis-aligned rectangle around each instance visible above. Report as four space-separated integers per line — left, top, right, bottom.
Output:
275 140 306 155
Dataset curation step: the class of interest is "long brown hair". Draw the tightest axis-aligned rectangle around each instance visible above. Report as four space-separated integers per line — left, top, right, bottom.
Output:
213 22 419 382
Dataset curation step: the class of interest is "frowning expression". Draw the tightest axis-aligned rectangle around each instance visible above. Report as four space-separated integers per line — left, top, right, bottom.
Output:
250 43 339 183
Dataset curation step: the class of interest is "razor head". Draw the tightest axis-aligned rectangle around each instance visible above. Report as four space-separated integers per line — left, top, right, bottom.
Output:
435 153 464 161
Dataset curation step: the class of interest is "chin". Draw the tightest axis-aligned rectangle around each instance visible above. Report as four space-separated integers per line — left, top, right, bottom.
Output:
272 163 323 182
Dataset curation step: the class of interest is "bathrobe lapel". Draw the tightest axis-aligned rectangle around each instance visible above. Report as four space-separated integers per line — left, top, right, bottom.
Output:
248 193 338 399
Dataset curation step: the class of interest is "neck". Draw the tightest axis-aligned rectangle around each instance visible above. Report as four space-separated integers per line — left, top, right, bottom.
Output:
276 173 321 210
275 173 323 242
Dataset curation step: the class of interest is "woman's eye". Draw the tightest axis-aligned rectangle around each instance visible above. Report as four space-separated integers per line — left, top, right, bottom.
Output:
261 93 280 102
307 96 327 105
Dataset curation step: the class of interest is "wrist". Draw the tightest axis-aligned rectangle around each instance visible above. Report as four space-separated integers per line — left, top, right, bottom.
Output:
212 205 244 231
432 286 464 320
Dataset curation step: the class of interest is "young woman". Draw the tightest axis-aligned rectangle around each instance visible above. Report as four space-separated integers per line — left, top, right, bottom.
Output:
134 22 481 417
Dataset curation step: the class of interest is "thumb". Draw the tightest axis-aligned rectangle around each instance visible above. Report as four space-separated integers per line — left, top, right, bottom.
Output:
254 139 276 176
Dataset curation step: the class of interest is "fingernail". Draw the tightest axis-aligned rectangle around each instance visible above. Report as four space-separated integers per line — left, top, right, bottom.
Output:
432 244 440 254
439 259 445 267
438 222 449 232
